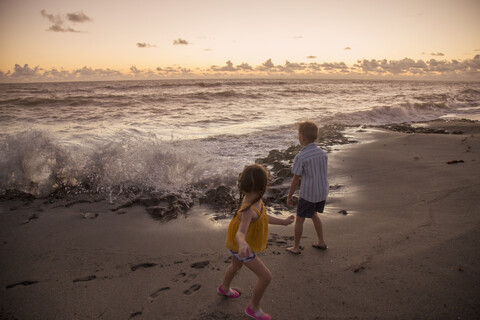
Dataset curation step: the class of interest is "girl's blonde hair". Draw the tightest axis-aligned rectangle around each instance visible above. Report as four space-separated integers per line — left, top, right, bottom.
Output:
236 164 269 215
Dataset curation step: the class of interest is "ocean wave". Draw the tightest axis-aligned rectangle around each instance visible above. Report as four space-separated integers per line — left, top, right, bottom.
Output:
0 130 235 198
325 100 458 125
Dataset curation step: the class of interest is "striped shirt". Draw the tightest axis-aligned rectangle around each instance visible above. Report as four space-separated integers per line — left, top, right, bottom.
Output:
291 143 329 203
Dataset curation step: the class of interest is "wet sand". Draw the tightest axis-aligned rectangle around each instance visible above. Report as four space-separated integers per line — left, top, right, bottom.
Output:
1 120 479 320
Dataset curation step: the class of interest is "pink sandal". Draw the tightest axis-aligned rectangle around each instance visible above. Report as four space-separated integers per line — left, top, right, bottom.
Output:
217 285 240 298
245 305 271 320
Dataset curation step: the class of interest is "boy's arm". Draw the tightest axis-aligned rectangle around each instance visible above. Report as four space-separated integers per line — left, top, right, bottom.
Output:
268 214 295 225
235 210 254 258
287 174 301 207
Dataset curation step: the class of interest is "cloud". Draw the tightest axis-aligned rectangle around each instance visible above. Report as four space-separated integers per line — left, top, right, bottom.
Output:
355 58 428 75
137 42 156 48
236 63 253 70
344 47 352 50
279 61 306 73
173 38 189 45
255 59 277 72
11 64 41 78
210 60 237 72
2 56 479 82
354 56 480 77
293 36 303 39
67 11 92 23
431 52 445 56
307 56 316 59
156 66 192 76
40 9 92 33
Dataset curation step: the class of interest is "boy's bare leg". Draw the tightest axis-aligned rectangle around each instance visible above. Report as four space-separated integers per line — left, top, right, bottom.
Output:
286 216 305 254
220 257 243 292
311 213 327 247
244 257 272 314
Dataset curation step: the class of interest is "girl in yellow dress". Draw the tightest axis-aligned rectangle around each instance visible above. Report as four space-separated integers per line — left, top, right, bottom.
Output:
217 164 294 320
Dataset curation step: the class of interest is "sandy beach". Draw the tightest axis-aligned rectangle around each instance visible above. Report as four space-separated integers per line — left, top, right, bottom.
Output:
1 120 479 320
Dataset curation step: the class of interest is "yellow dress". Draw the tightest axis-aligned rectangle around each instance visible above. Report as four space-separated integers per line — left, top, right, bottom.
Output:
225 201 268 253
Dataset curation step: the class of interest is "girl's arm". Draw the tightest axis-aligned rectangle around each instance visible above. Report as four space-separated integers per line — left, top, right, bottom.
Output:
268 214 295 226
235 209 255 258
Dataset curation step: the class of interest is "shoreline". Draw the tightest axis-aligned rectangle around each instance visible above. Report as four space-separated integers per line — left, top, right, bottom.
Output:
1 119 480 319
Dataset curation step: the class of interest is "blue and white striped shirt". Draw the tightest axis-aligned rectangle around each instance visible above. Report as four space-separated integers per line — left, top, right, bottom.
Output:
291 143 329 203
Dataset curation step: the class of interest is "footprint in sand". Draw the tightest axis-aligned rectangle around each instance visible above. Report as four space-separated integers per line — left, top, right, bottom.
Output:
190 260 210 269
129 311 142 319
73 275 96 283
183 284 201 295
130 262 157 271
6 280 39 289
183 274 197 283
150 287 171 299
172 272 186 282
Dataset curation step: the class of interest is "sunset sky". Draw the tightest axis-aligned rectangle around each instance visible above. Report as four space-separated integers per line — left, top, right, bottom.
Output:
0 0 479 81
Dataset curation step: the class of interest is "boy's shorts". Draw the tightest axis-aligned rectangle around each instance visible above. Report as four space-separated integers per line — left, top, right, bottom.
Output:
297 198 326 218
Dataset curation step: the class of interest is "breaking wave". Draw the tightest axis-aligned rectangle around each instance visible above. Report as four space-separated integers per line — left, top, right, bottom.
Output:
0 130 236 198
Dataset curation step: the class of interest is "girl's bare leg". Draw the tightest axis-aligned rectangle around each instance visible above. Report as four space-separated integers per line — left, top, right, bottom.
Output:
220 257 243 292
244 257 272 313
311 213 326 247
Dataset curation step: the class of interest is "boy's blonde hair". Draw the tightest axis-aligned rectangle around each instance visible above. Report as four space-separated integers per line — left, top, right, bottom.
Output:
297 121 318 143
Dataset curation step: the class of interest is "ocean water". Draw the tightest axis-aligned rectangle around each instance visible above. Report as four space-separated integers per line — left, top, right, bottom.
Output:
1 79 479 198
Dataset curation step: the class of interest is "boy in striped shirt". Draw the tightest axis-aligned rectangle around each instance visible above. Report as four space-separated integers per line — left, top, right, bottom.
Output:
286 121 329 254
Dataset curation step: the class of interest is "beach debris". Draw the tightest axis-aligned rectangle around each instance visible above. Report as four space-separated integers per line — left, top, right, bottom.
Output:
73 275 96 283
6 280 39 289
83 212 98 219
338 209 348 215
447 160 464 164
131 262 157 271
190 260 210 269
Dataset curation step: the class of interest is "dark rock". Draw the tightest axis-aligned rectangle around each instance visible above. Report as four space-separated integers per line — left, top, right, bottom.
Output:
338 210 348 215
0 189 35 202
271 177 284 185
146 206 178 221
112 194 193 222
276 168 292 178
200 185 236 211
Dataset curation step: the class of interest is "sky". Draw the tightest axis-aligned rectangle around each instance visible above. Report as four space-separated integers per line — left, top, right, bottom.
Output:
0 0 479 82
